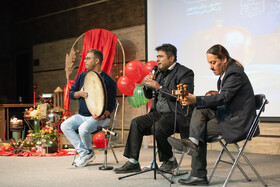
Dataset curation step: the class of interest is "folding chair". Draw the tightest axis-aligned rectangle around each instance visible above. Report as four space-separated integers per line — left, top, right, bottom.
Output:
173 136 222 176
208 94 268 187
174 94 268 186
71 100 120 165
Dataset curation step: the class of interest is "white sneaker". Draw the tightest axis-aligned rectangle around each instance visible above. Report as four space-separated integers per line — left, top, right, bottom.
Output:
75 152 95 167
73 157 81 165
74 153 95 165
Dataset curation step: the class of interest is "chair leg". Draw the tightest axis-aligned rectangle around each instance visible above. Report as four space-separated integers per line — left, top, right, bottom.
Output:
220 141 251 182
208 145 225 183
209 140 251 186
223 145 246 187
72 150 77 165
173 151 185 176
109 143 119 163
233 144 267 186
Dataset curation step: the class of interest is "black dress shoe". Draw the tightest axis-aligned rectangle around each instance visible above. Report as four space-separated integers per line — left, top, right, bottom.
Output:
178 175 209 185
168 137 199 157
113 161 141 174
159 158 178 173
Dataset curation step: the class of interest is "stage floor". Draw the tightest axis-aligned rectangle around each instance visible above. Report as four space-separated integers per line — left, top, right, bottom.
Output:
0 146 279 186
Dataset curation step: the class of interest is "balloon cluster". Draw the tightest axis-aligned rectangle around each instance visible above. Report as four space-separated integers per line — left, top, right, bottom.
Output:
117 60 158 107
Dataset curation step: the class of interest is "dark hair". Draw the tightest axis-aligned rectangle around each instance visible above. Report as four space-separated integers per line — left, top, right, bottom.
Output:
87 49 103 65
206 44 244 70
155 43 177 62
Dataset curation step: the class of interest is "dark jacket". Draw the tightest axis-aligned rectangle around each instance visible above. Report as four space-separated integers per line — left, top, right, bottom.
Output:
196 63 258 143
144 63 195 137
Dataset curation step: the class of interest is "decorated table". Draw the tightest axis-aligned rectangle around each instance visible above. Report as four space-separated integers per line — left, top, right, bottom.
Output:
0 103 70 157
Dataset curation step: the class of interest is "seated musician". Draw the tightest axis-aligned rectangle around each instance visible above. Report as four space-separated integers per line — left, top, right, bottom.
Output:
114 43 194 174
168 44 257 185
61 49 116 167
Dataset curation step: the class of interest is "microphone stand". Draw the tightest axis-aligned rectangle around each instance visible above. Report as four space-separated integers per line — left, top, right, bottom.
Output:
99 132 113 170
118 88 177 184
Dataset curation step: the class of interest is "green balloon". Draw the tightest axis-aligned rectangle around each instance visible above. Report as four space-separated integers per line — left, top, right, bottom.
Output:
127 95 141 108
134 86 141 106
133 84 149 106
128 84 150 108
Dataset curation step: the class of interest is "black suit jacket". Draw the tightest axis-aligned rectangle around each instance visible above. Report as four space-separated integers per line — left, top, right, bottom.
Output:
196 63 258 143
144 63 195 138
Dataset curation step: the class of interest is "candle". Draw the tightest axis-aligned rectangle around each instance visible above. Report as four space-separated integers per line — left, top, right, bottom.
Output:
33 84 38 108
34 90 35 108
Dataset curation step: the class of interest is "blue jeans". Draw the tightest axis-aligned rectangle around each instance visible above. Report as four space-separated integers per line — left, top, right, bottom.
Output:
61 114 110 157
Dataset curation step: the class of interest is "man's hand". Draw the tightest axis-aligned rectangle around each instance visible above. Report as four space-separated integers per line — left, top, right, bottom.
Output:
142 74 153 84
181 93 196 106
74 86 88 99
92 110 110 121
92 114 106 121
142 75 161 89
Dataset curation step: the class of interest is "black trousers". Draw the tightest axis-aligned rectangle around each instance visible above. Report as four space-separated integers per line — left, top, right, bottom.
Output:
189 108 222 178
123 111 188 162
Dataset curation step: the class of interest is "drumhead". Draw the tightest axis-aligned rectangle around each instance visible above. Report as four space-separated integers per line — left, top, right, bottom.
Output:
84 71 107 117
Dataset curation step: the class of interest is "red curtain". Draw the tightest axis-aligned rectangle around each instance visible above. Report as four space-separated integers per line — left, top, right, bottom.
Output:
63 29 118 116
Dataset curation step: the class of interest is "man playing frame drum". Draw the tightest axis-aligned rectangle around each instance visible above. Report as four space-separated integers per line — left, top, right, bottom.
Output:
61 49 116 167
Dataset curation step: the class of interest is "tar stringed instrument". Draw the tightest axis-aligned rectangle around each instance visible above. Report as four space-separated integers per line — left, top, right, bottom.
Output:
172 84 189 102
84 71 107 117
172 83 219 103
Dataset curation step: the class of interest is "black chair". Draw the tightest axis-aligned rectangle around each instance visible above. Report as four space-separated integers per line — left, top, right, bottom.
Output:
71 100 120 165
207 94 268 187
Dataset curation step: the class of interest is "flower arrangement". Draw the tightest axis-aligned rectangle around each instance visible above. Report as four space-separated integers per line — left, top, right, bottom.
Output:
9 106 60 154
10 123 59 153
39 125 58 141
24 105 44 134
10 139 34 148
25 105 42 120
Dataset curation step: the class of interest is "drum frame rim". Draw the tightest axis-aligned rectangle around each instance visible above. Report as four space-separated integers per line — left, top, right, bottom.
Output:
84 71 107 117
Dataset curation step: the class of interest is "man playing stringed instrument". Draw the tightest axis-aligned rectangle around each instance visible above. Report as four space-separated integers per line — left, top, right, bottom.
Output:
61 49 116 167
168 44 257 185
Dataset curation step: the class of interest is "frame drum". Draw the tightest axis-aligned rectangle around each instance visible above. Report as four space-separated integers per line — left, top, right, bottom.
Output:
84 71 107 117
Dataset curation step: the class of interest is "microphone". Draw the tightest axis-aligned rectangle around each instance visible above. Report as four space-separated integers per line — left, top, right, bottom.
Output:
143 65 159 90
150 65 158 79
97 126 118 136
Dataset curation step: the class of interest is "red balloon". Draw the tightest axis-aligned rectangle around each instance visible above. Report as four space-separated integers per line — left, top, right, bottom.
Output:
134 61 145 84
136 73 146 84
125 61 144 83
92 132 108 148
117 75 135 96
144 61 158 75
134 60 145 69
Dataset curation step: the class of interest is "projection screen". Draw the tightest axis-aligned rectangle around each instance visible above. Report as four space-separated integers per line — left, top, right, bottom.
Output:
147 0 280 119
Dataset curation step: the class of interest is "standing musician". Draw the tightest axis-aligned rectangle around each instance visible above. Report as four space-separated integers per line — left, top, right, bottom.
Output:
114 43 194 174
168 44 257 185
61 49 116 167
